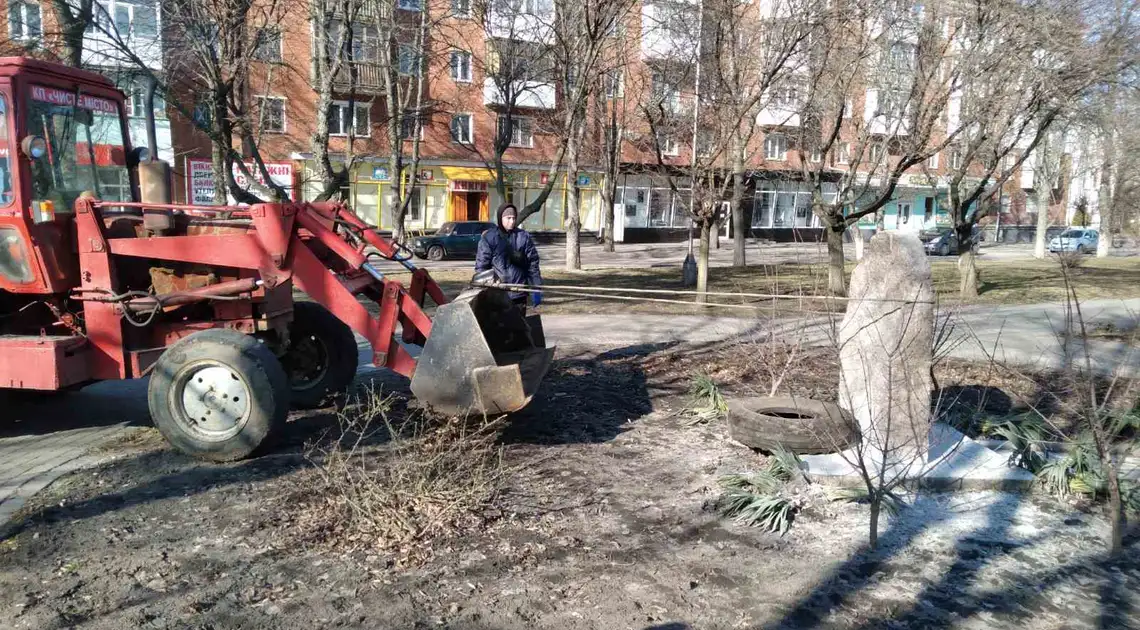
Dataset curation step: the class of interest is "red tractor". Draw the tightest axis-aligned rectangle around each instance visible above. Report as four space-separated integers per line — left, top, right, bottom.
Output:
0 57 553 460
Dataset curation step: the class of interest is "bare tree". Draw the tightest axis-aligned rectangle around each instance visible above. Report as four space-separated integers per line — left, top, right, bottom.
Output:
48 0 95 66
309 0 368 202
1030 125 1071 259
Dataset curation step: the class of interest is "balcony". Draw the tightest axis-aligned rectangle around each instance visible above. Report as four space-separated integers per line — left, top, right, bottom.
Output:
330 61 385 95
483 78 556 109
864 88 911 136
485 1 555 43
641 2 698 61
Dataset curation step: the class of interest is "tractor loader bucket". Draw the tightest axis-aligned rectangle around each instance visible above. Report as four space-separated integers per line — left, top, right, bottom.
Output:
410 284 555 416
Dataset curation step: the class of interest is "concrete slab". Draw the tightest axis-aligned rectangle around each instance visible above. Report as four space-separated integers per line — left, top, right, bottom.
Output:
800 423 1037 491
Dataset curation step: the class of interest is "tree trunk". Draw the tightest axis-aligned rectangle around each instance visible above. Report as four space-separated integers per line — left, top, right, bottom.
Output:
211 137 228 205
1034 188 1050 259
826 224 846 297
868 498 881 550
958 248 980 299
602 178 616 253
853 227 865 261
565 117 584 270
697 220 711 303
731 139 746 267
1107 466 1124 555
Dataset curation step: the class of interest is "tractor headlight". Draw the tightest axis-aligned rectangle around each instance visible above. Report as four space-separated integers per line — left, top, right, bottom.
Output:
21 135 47 160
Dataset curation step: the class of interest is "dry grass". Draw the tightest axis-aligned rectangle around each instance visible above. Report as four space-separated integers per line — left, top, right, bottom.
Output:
289 387 512 566
384 257 1140 317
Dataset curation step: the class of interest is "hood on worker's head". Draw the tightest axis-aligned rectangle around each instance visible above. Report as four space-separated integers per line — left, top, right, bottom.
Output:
496 203 518 232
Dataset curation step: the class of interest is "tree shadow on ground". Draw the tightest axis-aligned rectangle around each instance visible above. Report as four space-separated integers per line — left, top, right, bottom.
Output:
0 378 151 438
499 341 676 445
762 492 1027 629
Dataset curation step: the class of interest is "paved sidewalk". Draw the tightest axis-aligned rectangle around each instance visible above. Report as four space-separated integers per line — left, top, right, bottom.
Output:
0 424 125 526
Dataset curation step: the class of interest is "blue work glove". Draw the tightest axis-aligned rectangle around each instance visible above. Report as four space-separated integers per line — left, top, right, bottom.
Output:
532 291 543 307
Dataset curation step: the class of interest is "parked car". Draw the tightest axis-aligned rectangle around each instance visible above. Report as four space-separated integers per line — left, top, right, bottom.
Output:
411 221 497 261
920 226 979 256
1048 228 1099 254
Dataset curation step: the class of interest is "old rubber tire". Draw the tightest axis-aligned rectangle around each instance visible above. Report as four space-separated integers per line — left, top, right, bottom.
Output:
280 302 358 409
428 245 445 261
148 328 289 461
726 396 858 454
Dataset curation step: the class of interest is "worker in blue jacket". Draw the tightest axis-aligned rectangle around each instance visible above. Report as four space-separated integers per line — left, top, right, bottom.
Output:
475 203 543 311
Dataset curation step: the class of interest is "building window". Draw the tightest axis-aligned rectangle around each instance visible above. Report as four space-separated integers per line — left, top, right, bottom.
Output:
253 27 282 62
927 152 939 169
398 0 422 11
886 41 916 72
406 187 422 221
651 72 680 111
125 80 167 119
869 142 883 163
810 146 822 163
696 130 714 157
877 89 906 120
898 201 912 223
256 97 285 133
949 148 963 170
452 0 471 17
450 113 473 143
604 71 624 99
112 0 158 40
398 44 421 76
772 83 799 109
764 133 787 161
835 143 851 165
8 0 41 41
924 197 934 221
843 97 853 119
655 131 678 156
400 111 422 140
329 101 370 136
498 116 534 148
450 50 472 82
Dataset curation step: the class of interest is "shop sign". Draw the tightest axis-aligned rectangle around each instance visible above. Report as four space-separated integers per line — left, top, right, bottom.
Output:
187 158 294 205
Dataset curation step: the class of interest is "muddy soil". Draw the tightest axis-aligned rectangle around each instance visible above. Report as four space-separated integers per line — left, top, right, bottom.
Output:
1 343 1138 630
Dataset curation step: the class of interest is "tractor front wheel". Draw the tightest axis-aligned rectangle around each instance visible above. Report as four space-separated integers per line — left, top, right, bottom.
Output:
148 328 290 461
278 302 359 409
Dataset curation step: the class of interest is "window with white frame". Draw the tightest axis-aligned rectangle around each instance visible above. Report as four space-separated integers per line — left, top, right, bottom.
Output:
898 201 912 223
253 27 282 62
398 44 421 76
927 152 939 169
451 0 471 17
8 0 41 41
111 0 158 39
810 146 822 163
651 72 680 111
877 89 907 120
869 142 883 164
125 80 167 119
764 133 787 160
398 0 421 11
843 97 854 118
406 187 422 221
400 111 422 139
256 96 285 133
498 116 534 148
835 142 851 165
949 148 962 170
450 50 472 82
885 41 916 72
329 101 370 136
696 130 714 157
604 70 624 99
450 113 473 143
771 82 799 109
656 130 678 156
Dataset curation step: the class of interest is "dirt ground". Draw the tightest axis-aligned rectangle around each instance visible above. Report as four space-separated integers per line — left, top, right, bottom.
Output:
1 342 1138 630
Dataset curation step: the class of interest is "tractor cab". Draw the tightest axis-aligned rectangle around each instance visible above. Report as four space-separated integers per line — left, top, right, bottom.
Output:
0 57 141 296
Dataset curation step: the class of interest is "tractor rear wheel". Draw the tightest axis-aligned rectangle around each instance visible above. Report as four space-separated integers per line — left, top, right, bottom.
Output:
148 328 289 461
279 302 359 409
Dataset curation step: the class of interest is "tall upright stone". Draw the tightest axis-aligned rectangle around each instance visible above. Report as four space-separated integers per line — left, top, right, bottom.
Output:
838 232 935 466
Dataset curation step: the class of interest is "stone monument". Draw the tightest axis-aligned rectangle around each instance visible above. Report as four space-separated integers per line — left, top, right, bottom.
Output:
837 231 934 466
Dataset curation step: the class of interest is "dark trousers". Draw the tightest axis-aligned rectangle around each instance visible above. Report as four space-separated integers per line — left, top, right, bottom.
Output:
511 296 527 316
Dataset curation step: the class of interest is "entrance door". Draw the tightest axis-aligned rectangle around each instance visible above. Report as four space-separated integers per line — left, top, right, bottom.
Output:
465 191 481 221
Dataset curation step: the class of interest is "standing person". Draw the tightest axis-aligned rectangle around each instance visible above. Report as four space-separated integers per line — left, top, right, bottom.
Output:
475 203 543 312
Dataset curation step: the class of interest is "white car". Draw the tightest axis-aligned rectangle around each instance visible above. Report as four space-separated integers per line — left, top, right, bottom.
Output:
1048 229 1099 254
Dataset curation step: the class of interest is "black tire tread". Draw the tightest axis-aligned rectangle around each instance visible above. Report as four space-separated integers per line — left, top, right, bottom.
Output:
286 302 359 409
148 328 289 462
726 396 858 454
